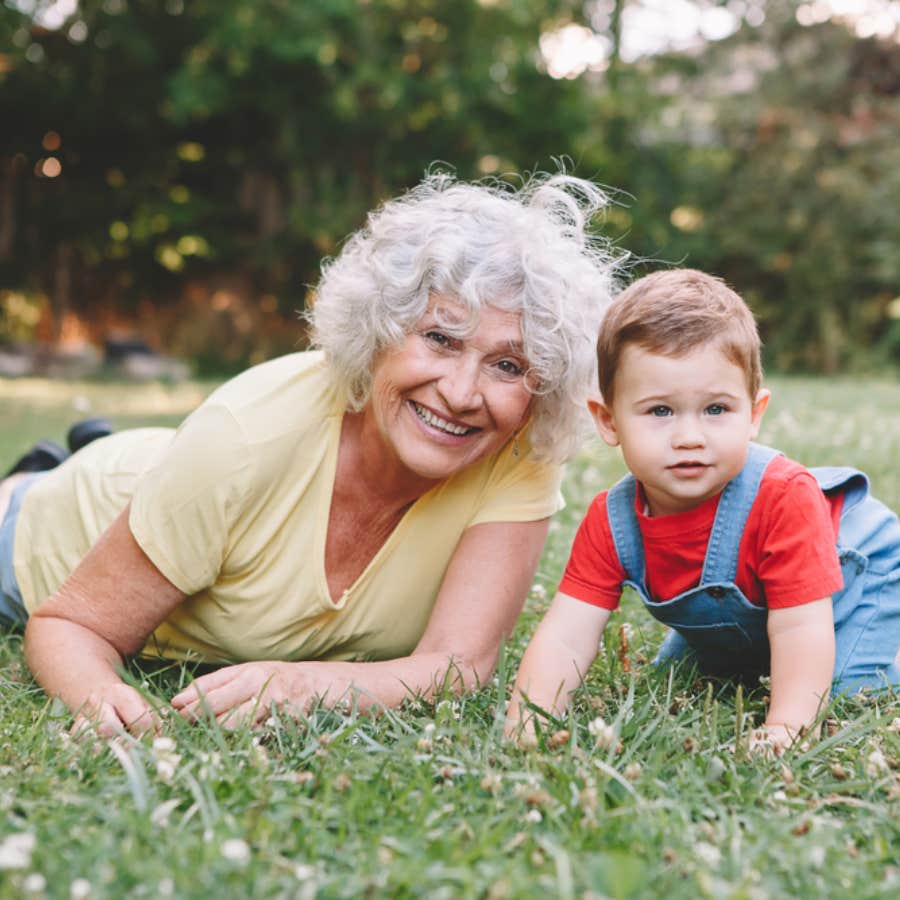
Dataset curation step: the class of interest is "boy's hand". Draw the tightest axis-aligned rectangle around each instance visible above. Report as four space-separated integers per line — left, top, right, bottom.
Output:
748 723 801 757
766 597 834 746
506 593 611 737
504 719 539 749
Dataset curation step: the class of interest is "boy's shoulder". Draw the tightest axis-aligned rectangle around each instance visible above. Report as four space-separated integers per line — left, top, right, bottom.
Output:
760 452 813 484
753 451 836 525
758 452 820 496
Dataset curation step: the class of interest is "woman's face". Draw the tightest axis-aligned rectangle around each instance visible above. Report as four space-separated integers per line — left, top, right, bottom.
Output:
366 297 533 484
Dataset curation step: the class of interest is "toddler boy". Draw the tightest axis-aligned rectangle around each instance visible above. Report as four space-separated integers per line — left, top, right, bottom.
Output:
508 269 900 750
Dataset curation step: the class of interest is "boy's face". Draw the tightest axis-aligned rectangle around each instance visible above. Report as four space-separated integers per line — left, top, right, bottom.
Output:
589 343 770 517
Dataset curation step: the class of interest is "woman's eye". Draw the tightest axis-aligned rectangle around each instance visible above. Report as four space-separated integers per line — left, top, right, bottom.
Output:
649 406 672 417
706 404 727 416
424 330 451 348
496 359 525 378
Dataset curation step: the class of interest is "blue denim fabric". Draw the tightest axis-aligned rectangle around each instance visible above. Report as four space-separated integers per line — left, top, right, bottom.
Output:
606 443 900 693
0 473 43 631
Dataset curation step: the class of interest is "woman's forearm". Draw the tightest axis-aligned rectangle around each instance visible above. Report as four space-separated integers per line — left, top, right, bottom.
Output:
25 615 128 714
301 649 490 710
170 648 494 725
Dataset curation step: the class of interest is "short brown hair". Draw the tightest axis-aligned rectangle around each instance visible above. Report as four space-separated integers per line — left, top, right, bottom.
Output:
596 268 762 404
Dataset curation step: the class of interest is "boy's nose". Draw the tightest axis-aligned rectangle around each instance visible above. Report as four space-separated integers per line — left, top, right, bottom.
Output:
672 419 705 448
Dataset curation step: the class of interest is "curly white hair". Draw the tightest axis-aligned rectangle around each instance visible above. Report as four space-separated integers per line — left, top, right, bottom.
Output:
308 171 621 462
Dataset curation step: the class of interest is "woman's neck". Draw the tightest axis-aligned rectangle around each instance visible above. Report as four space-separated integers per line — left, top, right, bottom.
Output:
337 410 438 511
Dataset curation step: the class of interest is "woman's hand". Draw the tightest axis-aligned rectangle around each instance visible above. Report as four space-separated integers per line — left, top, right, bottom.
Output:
72 683 162 740
171 661 332 727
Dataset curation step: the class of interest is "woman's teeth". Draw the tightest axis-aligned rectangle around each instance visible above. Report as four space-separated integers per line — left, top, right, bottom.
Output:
413 402 473 436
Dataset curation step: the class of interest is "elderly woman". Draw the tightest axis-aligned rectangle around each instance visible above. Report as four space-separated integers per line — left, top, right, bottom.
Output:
0 172 617 735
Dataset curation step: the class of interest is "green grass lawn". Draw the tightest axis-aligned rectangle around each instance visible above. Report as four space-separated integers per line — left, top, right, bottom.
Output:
1 375 899 899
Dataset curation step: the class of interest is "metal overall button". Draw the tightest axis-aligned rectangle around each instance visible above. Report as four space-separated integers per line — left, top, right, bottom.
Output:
707 586 727 599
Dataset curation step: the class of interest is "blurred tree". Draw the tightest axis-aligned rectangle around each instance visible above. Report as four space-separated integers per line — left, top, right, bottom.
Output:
2 0 898 373
0 0 594 366
599 0 900 372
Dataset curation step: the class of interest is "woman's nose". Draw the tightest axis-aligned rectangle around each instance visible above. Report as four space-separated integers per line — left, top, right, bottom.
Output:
439 356 483 412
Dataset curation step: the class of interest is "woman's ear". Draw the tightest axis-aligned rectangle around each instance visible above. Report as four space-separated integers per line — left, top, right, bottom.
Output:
749 388 771 439
587 397 620 447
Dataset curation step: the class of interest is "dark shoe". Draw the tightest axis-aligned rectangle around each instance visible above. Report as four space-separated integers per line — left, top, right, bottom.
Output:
4 440 69 477
67 417 113 453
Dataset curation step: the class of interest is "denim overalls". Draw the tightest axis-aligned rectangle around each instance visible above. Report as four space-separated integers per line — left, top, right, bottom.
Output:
606 443 900 693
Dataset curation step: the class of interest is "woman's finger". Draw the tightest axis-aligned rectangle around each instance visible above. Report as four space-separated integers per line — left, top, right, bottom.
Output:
171 664 251 709
118 698 162 738
215 698 266 730
71 701 125 741
175 671 264 721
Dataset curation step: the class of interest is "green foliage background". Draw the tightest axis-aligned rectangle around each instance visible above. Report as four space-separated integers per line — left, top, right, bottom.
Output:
1 0 899 373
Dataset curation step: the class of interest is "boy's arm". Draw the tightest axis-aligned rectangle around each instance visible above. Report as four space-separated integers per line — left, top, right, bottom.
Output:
760 596 834 750
506 592 611 741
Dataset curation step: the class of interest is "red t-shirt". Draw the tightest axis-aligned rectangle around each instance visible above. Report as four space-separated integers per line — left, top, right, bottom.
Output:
560 455 844 611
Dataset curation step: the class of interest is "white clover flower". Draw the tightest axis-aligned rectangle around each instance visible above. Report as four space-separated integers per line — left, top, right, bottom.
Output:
156 758 179 783
294 863 316 880
197 750 222 781
250 742 270 770
694 842 722 867
866 749 890 777
151 736 181 783
525 809 542 824
480 773 502 793
888 718 900 734
809 845 826 868
220 838 251 865
0 832 36 870
23 873 46 894
150 798 181 828
588 716 616 750
706 757 727 782
70 879 92 899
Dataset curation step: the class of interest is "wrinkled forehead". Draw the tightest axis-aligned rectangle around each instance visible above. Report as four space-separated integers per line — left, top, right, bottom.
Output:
423 293 524 341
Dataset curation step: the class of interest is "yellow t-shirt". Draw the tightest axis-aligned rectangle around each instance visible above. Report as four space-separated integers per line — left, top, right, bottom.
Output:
15 352 563 664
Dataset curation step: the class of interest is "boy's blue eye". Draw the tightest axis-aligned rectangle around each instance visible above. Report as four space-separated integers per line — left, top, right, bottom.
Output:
706 404 727 416
649 406 672 417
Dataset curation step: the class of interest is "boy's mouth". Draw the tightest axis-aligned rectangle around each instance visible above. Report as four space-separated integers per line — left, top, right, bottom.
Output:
668 461 710 473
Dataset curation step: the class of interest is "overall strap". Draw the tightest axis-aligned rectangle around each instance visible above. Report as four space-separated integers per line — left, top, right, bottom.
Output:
700 443 782 584
605 474 646 589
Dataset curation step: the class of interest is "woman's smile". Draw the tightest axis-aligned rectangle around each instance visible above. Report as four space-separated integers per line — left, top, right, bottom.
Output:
409 400 480 438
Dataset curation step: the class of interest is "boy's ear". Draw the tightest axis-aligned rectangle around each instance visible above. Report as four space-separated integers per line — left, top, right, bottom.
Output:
749 388 771 438
587 397 620 447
